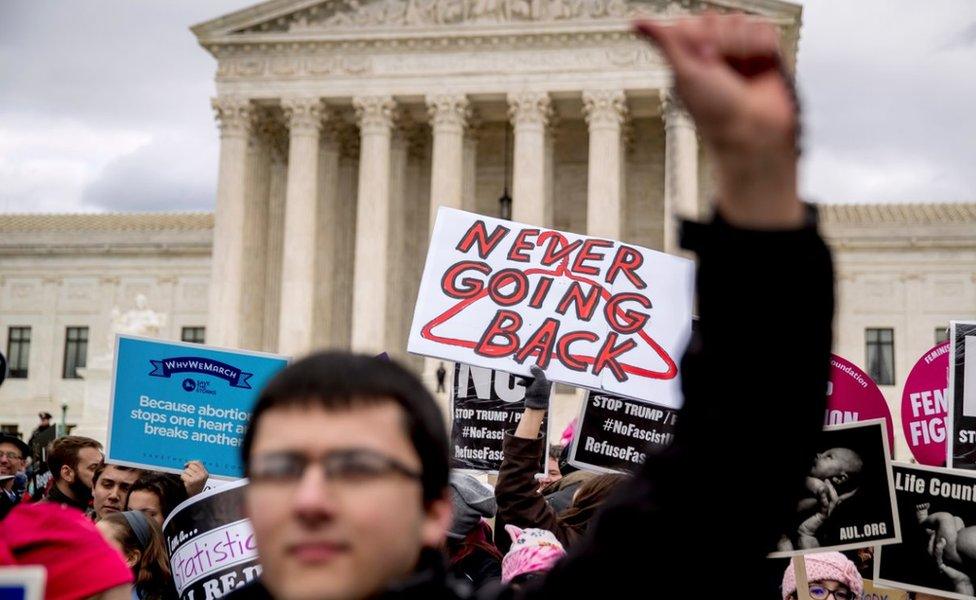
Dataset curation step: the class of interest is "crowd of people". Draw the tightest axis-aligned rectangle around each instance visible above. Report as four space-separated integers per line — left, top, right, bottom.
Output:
0 426 210 599
0 11 936 600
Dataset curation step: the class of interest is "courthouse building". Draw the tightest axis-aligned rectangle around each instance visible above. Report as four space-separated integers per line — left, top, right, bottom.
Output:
1 0 974 459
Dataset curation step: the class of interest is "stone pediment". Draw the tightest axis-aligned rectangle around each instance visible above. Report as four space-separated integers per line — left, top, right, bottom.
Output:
193 0 799 37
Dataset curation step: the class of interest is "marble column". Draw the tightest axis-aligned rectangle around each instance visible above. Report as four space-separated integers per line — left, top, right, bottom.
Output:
427 94 470 227
312 125 342 349
462 113 480 213
507 92 552 226
583 90 628 239
662 89 699 255
277 97 326 357
261 131 288 354
207 96 254 348
385 123 411 360
351 95 398 354
332 128 361 348
239 116 272 350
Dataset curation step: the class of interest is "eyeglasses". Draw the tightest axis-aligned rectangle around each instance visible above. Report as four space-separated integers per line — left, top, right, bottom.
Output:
248 449 423 487
0 451 24 461
807 584 854 600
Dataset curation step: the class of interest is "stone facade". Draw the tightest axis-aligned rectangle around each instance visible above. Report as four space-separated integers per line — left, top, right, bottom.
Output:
0 213 212 438
2 205 974 458
1 0 974 457
189 0 804 374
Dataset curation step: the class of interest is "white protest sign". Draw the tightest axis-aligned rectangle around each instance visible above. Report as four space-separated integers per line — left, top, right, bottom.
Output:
408 208 694 407
0 567 46 600
964 334 976 417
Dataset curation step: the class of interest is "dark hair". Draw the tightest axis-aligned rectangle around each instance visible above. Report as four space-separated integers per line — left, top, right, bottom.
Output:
242 352 449 504
558 473 628 531
557 443 578 476
93 463 141 486
100 512 176 600
49 436 102 481
547 444 562 462
126 472 189 519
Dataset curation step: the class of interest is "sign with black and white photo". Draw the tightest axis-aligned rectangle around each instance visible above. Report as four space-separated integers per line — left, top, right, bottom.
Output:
771 419 900 557
451 363 548 473
949 321 976 469
568 390 676 474
876 463 976 600
162 479 260 600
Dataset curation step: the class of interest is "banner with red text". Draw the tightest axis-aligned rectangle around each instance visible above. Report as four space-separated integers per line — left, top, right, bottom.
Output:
408 208 694 407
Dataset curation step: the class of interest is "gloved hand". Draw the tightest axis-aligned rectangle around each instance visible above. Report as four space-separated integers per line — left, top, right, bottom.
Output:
522 365 552 410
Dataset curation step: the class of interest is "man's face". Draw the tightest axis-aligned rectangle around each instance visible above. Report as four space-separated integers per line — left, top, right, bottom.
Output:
74 447 103 490
0 442 25 477
94 466 141 519
245 402 450 600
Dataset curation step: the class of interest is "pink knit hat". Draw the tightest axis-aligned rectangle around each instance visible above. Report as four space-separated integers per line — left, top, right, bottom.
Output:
501 526 566 583
0 503 134 600
782 552 863 599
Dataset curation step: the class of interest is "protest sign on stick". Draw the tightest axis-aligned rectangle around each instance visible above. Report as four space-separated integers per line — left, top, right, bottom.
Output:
950 322 976 469
408 208 694 408
876 462 976 600
450 363 549 473
569 390 676 474
106 335 288 479
827 354 894 455
770 419 900 557
163 479 259 600
902 342 950 467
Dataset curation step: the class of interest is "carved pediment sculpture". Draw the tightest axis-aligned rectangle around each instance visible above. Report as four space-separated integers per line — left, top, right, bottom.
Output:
231 0 706 32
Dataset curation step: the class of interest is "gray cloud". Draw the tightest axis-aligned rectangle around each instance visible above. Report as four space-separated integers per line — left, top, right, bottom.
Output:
795 0 976 203
0 0 973 212
81 132 218 212
944 21 976 49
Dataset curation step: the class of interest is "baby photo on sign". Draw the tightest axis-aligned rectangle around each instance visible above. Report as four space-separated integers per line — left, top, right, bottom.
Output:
771 419 900 557
876 463 976 600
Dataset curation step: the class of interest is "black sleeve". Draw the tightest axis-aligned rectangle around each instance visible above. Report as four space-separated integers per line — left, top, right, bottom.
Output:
514 206 834 598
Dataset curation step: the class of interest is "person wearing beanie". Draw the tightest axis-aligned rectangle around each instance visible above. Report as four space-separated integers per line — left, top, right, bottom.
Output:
0 502 134 599
494 367 628 552
782 552 863 600
446 473 502 589
501 526 566 588
0 434 30 520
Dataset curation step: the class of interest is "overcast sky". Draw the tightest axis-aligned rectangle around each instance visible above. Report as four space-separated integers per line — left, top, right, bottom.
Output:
0 0 973 213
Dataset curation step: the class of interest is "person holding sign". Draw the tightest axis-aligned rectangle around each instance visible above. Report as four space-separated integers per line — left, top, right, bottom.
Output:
495 367 627 549
225 12 834 600
515 13 835 598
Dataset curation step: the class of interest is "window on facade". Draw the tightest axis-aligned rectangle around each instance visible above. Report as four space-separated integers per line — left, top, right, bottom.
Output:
6 326 30 378
936 327 950 345
0 425 19 437
62 327 89 379
181 327 205 344
866 328 895 386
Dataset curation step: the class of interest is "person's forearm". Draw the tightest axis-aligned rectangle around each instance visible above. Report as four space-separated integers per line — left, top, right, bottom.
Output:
514 408 545 440
714 155 803 230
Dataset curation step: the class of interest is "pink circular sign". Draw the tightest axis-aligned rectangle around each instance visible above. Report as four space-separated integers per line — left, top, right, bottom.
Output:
901 342 950 466
826 354 894 455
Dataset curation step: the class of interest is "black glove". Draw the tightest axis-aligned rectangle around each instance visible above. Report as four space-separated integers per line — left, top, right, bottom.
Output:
522 365 552 410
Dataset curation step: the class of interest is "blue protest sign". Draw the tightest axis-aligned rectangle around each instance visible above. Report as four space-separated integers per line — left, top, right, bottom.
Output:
106 335 288 479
